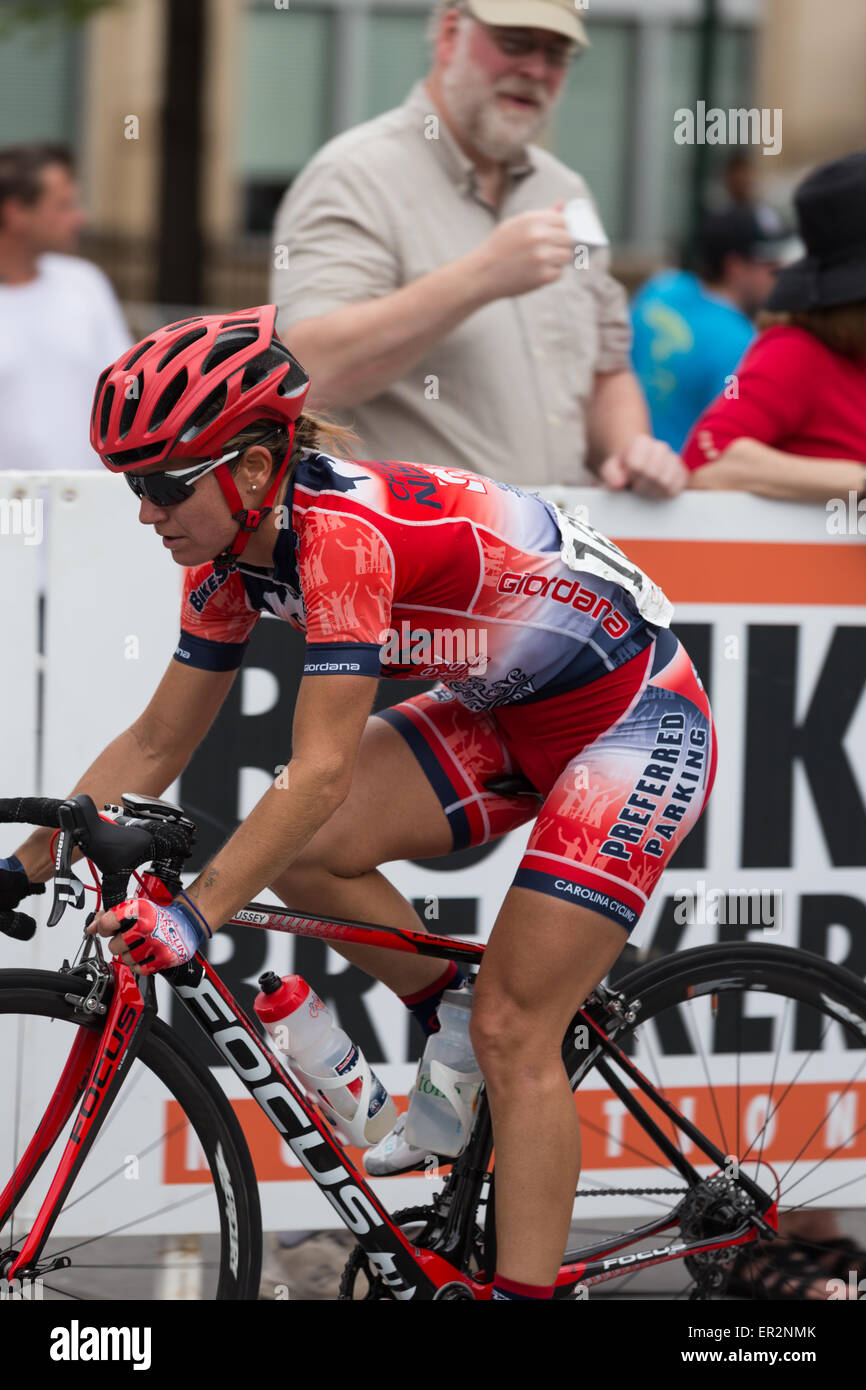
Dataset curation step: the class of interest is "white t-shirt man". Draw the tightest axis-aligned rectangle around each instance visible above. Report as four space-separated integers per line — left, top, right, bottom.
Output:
0 253 131 471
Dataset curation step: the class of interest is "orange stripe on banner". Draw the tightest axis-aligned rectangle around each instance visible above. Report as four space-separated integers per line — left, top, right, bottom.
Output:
611 540 866 606
163 1098 431 1184
163 1080 865 1182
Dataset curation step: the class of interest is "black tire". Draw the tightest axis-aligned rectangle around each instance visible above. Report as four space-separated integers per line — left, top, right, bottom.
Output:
0 969 262 1300
566 943 866 1299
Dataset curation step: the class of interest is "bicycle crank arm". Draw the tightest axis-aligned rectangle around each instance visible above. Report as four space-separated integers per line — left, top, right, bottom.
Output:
6 965 155 1282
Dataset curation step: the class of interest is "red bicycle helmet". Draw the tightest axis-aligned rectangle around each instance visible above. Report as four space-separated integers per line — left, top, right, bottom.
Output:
90 304 311 569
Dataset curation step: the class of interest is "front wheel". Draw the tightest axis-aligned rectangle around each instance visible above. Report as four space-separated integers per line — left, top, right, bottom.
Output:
0 969 262 1300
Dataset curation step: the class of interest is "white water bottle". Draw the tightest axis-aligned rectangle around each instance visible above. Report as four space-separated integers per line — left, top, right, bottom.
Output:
254 972 396 1148
404 987 483 1158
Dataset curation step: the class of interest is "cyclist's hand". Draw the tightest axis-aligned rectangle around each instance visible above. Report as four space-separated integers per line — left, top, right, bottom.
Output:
470 201 574 300
87 898 206 975
0 855 46 911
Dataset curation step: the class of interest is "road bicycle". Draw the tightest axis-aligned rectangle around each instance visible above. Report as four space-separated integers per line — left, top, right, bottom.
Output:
1 790 865 1301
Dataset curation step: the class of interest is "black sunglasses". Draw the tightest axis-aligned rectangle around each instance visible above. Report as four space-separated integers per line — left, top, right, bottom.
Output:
125 428 285 507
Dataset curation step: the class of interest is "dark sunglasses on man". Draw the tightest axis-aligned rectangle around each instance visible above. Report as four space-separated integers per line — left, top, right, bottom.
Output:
125 427 286 507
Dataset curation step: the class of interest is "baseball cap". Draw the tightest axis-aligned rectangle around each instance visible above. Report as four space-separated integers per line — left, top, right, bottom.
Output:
464 0 589 49
699 208 792 270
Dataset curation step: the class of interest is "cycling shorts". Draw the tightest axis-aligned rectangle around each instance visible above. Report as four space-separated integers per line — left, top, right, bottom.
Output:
375 627 716 935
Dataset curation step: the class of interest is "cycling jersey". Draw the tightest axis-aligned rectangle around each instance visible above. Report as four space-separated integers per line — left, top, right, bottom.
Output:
172 449 713 934
174 450 668 711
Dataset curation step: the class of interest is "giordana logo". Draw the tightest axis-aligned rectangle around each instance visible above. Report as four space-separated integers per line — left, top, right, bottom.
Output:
49 1320 151 1370
498 571 630 638
379 621 488 676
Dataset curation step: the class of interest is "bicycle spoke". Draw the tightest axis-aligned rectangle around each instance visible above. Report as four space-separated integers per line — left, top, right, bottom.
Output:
45 1188 213 1261
678 994 729 1158
752 995 789 1179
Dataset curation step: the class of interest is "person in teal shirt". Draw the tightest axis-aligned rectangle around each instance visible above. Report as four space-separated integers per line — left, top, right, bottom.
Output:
631 209 787 451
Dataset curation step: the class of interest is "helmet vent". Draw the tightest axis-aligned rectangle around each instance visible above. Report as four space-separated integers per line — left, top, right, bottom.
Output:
179 381 228 440
148 367 188 432
277 362 308 398
241 349 283 392
118 372 144 438
99 383 115 444
202 327 259 374
122 340 155 372
91 367 111 430
157 327 208 372
163 316 204 332
104 441 168 466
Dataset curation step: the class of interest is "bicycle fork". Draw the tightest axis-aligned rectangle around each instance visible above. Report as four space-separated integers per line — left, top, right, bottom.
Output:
2 959 155 1283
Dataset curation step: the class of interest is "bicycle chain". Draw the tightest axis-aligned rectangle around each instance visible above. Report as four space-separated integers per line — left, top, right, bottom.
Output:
575 1186 687 1196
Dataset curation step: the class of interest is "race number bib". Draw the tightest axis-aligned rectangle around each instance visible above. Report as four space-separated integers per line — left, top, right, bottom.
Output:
553 504 674 629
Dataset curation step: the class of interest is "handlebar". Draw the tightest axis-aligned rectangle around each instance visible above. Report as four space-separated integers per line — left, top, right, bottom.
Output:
0 793 197 939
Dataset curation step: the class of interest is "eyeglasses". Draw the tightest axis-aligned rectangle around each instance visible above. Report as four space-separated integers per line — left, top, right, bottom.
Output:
125 427 285 507
485 27 579 69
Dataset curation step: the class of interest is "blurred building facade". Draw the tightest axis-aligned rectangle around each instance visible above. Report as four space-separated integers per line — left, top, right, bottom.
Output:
1 0 863 317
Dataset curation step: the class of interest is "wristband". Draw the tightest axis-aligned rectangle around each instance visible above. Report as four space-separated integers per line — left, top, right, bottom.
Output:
176 889 213 940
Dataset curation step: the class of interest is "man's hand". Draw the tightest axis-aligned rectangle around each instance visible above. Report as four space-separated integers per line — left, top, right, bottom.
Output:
599 435 689 499
87 898 206 975
470 200 574 300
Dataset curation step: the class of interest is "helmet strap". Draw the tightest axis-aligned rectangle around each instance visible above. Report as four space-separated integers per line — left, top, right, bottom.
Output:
211 424 295 572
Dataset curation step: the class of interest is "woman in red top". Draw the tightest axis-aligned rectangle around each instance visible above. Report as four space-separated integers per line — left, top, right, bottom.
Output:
683 150 866 509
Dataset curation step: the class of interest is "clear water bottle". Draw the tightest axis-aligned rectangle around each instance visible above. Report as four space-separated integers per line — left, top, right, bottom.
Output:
254 972 396 1148
404 987 483 1158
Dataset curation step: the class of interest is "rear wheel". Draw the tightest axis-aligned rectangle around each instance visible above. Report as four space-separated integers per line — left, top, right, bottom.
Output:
0 969 262 1300
566 944 866 1299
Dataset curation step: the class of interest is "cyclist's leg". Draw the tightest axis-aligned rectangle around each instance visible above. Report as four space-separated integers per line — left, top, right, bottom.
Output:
471 632 717 1287
472 889 627 1286
268 689 536 996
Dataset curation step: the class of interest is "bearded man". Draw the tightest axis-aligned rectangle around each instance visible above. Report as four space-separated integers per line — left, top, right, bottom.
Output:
269 0 686 496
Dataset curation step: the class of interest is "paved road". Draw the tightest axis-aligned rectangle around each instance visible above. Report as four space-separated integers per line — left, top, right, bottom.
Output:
19 1210 866 1301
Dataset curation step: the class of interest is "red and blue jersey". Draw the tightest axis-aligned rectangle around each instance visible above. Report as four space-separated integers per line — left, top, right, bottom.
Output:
174 451 663 710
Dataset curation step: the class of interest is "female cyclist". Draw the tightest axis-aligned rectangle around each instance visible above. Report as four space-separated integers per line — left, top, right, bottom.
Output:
5 305 715 1301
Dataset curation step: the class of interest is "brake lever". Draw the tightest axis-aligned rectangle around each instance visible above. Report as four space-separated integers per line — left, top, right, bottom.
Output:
47 825 86 927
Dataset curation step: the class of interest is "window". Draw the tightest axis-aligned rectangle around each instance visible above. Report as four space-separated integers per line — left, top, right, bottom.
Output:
551 23 637 245
361 10 429 121
661 24 755 246
238 4 331 232
0 21 79 147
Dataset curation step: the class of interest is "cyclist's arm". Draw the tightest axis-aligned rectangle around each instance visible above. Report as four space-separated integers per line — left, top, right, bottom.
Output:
178 672 377 931
12 661 238 882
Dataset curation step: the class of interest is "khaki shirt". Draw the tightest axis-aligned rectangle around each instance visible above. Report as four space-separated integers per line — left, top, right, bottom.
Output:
270 79 632 486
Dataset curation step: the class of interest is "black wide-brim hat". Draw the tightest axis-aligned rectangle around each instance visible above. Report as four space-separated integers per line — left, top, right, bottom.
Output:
765 149 866 312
